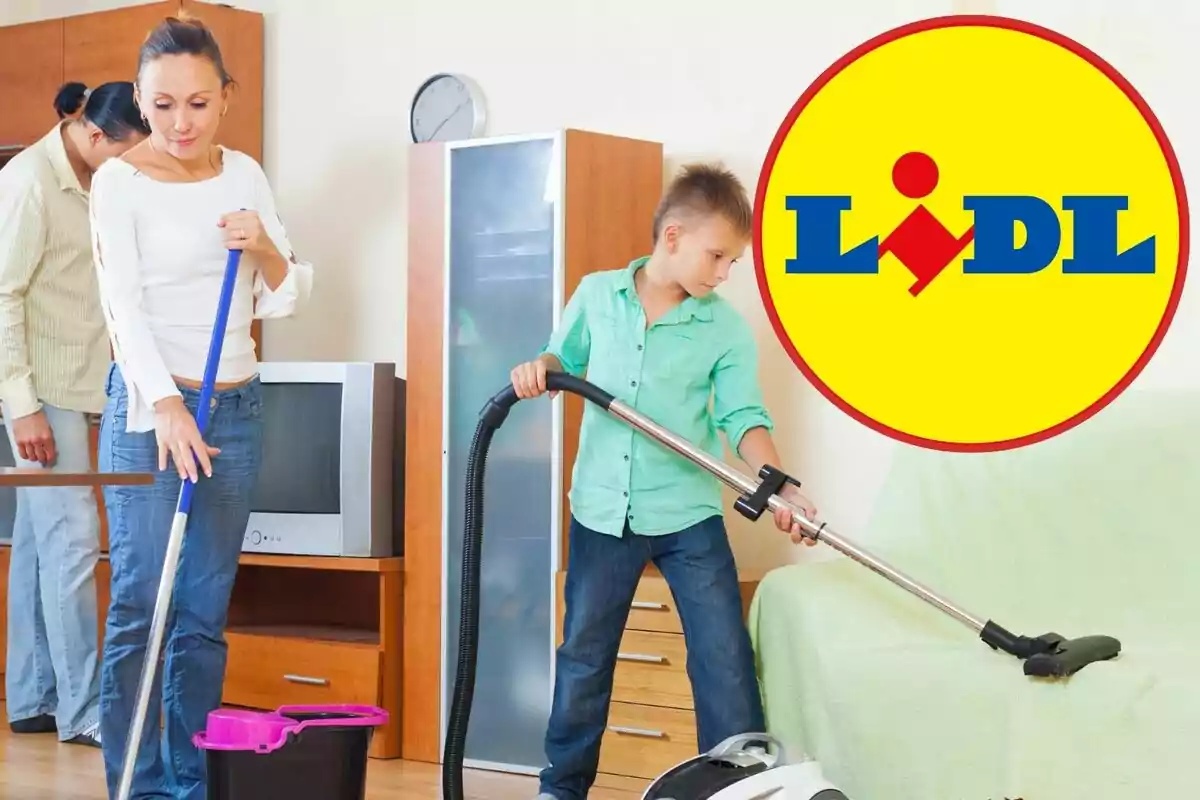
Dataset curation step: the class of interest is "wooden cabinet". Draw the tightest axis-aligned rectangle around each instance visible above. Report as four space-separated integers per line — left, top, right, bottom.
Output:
62 3 173 90
404 129 664 766
0 19 65 148
579 571 762 795
175 0 263 161
92 551 405 759
22 485 405 759
222 632 382 710
219 555 404 759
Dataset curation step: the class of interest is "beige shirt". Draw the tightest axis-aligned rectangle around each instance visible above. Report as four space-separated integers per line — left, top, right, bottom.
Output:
0 122 110 419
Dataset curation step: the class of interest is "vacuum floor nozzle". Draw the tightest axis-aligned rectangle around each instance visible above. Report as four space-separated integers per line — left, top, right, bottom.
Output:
1021 633 1123 678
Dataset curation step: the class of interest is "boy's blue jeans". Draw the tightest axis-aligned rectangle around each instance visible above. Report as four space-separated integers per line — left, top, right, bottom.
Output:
2 402 102 741
97 366 262 800
539 514 765 800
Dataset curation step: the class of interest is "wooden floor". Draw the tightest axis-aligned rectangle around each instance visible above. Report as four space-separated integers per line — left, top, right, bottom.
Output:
0 702 640 799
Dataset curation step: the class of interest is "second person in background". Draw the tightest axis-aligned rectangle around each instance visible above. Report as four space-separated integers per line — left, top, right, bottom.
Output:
88 14 313 800
0 80 148 749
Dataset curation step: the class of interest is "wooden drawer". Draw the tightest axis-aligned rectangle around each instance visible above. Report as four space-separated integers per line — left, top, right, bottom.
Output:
598 701 697 780
627 576 682 634
223 631 380 710
613 629 691 710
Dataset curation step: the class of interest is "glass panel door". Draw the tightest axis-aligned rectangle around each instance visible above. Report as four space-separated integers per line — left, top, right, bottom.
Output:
443 134 560 771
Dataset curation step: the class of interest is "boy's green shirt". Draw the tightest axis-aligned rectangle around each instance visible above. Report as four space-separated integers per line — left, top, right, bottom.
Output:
543 257 774 537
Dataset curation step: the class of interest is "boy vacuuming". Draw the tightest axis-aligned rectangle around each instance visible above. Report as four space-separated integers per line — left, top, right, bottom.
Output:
511 162 818 800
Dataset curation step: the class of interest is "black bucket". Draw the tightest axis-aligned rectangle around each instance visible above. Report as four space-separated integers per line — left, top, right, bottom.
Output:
193 705 388 800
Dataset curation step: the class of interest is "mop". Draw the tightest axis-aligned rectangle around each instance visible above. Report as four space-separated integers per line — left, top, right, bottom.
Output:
116 247 242 800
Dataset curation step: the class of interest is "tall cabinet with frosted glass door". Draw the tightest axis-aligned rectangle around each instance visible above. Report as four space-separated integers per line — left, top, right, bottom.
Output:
404 130 663 771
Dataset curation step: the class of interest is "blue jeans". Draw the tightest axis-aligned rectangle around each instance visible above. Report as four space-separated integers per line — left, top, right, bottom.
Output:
97 365 262 800
539 515 765 800
2 402 102 740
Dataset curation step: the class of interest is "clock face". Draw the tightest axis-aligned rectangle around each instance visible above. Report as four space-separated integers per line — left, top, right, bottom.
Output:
410 74 485 143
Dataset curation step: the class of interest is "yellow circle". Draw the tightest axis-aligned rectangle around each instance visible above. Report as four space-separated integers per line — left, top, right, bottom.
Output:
757 16 1187 451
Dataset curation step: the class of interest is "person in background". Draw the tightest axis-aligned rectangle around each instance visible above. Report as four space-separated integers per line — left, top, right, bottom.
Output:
89 15 312 799
0 81 150 747
511 163 819 800
53 82 89 121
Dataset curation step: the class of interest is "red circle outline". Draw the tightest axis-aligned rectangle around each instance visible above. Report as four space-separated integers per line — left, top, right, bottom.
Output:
753 13 1190 453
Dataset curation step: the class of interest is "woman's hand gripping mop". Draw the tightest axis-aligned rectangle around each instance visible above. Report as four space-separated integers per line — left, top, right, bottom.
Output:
115 247 243 800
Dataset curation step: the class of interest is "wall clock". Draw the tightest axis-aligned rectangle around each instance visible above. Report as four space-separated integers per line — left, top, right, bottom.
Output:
409 73 487 143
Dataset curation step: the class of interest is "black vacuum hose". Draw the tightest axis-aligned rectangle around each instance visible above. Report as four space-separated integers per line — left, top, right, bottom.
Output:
443 372 615 800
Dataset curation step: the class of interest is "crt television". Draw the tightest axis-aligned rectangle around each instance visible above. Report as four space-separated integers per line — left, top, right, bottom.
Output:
245 361 402 558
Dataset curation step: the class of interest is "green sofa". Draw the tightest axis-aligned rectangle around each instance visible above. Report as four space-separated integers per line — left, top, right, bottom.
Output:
748 386 1199 798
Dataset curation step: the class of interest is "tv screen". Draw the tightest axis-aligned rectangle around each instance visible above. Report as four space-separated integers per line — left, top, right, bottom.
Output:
250 382 342 514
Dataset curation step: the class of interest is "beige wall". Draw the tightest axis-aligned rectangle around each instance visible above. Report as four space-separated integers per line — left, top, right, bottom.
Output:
4 0 1196 573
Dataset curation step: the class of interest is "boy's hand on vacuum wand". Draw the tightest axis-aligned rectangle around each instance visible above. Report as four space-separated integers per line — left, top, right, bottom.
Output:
511 354 562 399
775 484 819 546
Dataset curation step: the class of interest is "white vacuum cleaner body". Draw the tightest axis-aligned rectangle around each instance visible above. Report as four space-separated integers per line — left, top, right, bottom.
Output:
641 733 849 800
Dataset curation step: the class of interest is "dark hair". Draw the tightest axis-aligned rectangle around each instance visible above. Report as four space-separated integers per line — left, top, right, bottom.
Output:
652 162 754 244
138 16 235 87
53 82 89 118
54 81 151 141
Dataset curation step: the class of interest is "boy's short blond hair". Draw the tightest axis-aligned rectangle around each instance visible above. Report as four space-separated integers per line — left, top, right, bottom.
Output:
652 162 753 245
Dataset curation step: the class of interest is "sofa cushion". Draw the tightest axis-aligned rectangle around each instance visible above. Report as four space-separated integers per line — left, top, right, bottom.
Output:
749 387 1200 798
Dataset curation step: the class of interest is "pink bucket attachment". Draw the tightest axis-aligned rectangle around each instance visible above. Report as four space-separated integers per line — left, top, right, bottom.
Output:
193 705 388 754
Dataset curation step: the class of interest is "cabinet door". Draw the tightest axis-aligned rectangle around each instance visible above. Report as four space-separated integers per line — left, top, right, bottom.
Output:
442 134 562 772
0 19 65 148
63 2 178 87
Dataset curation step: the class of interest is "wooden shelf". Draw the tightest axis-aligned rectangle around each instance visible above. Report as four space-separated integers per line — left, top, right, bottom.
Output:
92 549 403 574
0 467 154 487
238 553 403 573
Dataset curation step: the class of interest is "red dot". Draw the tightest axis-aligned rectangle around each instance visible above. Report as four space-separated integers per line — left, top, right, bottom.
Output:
892 152 939 199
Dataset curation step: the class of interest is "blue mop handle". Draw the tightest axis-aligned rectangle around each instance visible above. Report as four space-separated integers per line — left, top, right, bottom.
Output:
176 246 242 514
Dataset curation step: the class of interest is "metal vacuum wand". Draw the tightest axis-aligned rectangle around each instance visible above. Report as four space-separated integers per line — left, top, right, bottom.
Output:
606 399 986 632
535 372 1120 679
115 248 242 800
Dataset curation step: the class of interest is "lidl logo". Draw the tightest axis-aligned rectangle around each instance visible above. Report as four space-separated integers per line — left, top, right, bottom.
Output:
756 15 1188 451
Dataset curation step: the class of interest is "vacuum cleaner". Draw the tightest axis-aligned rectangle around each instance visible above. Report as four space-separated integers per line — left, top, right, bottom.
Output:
442 370 1121 800
642 732 847 799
